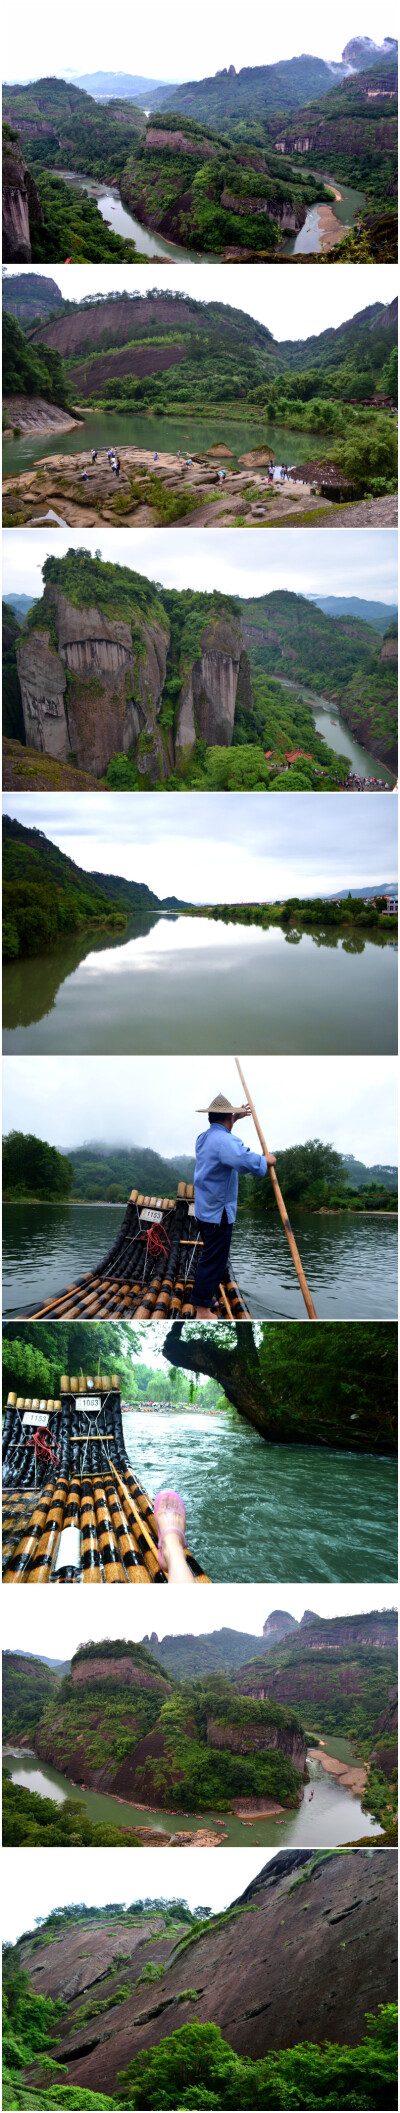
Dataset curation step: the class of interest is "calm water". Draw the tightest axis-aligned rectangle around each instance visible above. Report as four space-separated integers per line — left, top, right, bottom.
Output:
276 679 396 785
54 170 204 260
2 1746 382 1848
284 176 366 255
3 1203 397 1323
2 411 326 478
3 916 397 1055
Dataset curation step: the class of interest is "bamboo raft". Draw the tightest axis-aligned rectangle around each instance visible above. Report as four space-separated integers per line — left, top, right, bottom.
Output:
18 1184 251 1322
2 1373 209 1583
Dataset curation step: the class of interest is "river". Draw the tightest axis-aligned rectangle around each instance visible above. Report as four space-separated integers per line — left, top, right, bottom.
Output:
2 410 331 479
274 679 396 787
2 914 397 1056
2 1743 383 1848
3 1198 397 1325
284 174 366 255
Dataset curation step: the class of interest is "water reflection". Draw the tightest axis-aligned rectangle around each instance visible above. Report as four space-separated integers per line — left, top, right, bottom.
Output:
2 914 397 1055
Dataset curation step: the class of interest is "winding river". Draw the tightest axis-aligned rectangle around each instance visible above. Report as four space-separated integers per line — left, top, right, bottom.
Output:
283 173 366 255
2 913 397 1057
3 1201 397 1326
274 678 395 786
3 1742 383 1849
52 166 366 262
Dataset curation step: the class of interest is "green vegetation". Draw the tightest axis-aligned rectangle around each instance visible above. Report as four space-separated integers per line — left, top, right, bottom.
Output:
237 1136 398 1218
151 55 344 128
166 1319 397 1454
2 1773 139 1847
274 60 398 227
3 1652 60 1745
2 1131 73 1202
116 2010 398 2108
2 812 129 960
3 313 69 407
121 115 327 255
38 549 167 629
2 604 25 745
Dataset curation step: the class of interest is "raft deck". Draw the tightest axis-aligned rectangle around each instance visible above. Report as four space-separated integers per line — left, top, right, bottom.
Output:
17 1184 251 1322
2 1374 209 1583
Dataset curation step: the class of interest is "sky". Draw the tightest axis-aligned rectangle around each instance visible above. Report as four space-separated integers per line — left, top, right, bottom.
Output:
3 1583 394 1659
3 263 398 343
3 2 395 91
2 1845 273 1944
3 791 397 903
3 1053 398 1163
2 526 398 607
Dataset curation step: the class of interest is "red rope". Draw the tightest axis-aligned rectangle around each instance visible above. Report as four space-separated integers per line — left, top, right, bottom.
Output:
26 1429 61 1470
140 1226 171 1259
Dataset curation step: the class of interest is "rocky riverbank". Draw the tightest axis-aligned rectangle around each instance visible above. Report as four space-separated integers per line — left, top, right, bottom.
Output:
3 395 82 438
308 1747 367 1796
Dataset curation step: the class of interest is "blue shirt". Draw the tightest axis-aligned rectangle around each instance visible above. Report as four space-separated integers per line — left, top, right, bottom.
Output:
194 1123 267 1224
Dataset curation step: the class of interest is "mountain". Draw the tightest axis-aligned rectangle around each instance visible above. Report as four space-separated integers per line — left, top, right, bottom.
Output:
66 1143 195 1200
3 593 39 621
270 55 398 220
312 596 398 632
327 884 397 900
2 273 63 322
2 813 190 960
236 1610 398 1751
10 549 252 785
341 1153 398 1190
141 1615 300 1680
3 1649 62 1744
8 1851 397 2101
237 587 398 773
144 55 347 126
71 72 178 100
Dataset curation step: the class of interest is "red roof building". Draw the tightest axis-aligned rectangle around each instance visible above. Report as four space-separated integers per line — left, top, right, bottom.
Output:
285 749 314 764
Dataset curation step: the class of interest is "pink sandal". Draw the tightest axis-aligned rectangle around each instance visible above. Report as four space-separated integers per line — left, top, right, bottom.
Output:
154 1490 187 1565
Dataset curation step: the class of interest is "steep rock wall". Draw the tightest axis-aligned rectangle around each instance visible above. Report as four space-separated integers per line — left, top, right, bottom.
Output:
175 618 251 763
19 1851 397 2094
17 588 171 781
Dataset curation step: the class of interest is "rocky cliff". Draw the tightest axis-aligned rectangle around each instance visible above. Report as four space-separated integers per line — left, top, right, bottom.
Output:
15 571 252 782
16 1850 397 2096
206 1715 306 1772
2 130 43 262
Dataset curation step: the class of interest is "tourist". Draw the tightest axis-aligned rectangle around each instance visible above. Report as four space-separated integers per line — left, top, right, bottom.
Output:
91 449 97 463
193 1091 275 1318
80 470 89 481
154 1491 195 1584
113 455 121 478
154 451 159 461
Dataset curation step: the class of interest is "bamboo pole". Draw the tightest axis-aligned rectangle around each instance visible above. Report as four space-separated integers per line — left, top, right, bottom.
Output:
235 1058 317 1320
219 1280 234 1319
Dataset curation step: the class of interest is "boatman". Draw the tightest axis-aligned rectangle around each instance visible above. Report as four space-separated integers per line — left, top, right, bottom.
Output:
193 1091 275 1317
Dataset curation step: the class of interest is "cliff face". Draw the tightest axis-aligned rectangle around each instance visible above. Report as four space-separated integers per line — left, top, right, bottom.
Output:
16 589 252 780
2 135 43 262
17 587 171 782
206 1716 306 1772
175 615 248 763
18 1850 397 2096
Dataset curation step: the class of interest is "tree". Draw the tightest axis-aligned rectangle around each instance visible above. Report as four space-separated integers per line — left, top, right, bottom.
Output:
163 1321 396 1452
2 1131 73 1199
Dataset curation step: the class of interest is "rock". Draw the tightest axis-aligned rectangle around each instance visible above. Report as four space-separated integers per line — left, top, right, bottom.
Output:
2 396 82 438
2 131 43 261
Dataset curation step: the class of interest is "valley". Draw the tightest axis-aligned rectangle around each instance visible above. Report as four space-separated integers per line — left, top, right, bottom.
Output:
2 550 397 791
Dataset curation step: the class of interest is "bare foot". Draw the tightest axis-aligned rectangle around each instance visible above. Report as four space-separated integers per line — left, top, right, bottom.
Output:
154 1495 194 1585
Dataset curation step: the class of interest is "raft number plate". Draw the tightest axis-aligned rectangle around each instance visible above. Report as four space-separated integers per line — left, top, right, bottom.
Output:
23 1411 50 1427
78 1396 102 1410
140 1209 163 1223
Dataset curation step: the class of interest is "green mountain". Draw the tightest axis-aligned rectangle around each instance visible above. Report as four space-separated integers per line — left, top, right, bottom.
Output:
2 272 63 323
2 813 189 960
67 1143 195 1200
3 1650 62 1744
3 593 39 621
312 597 398 632
269 56 398 223
141 1620 298 1680
145 56 346 127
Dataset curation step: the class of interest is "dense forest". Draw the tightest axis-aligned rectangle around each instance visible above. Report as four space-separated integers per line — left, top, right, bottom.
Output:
2 814 130 960
165 1320 398 1451
3 1775 138 1848
3 312 69 406
3 1131 397 1218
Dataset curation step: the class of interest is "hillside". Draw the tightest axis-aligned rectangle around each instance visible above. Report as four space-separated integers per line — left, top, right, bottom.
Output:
271 57 398 222
2 811 189 959
5 1851 397 2105
67 1143 195 1200
2 271 63 322
29 1643 307 1814
312 596 398 632
3 552 397 792
144 56 348 126
3 1650 61 1744
142 1615 299 1680
119 113 328 253
236 1610 398 1750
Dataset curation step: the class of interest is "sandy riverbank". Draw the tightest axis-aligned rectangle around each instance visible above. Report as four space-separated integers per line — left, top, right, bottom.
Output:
308 1748 367 1796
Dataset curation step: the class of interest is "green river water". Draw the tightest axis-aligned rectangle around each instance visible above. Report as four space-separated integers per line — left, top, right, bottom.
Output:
2 408 319 478
2 915 397 1056
3 1201 397 1327
2 1744 383 1849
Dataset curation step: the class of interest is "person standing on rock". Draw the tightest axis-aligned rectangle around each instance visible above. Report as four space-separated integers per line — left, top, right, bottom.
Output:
113 455 121 478
193 1091 275 1317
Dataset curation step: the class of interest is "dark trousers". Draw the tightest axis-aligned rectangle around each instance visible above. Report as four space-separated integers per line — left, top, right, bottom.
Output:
193 1209 232 1306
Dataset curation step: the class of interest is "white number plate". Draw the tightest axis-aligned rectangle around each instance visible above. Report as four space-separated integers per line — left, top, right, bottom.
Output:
140 1209 163 1223
188 1204 196 1217
23 1411 49 1427
79 1395 102 1410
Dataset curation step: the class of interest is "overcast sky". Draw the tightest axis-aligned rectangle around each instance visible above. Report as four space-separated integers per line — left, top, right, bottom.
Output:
3 2 394 93
3 1583 393 1660
4 791 397 902
3 1054 398 1162
3 263 397 343
3 1845 273 1944
3 527 397 606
